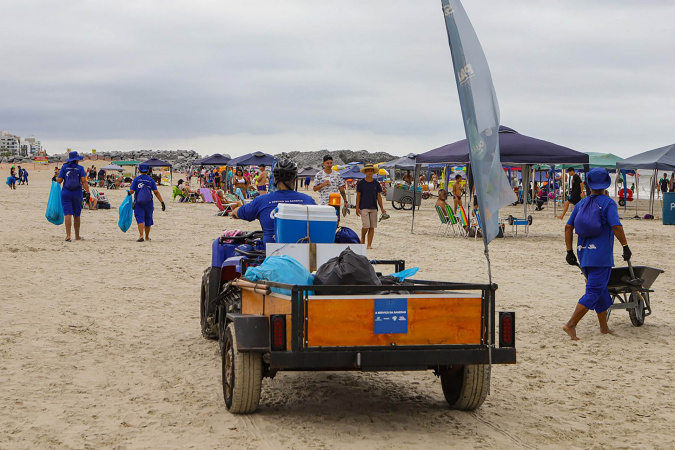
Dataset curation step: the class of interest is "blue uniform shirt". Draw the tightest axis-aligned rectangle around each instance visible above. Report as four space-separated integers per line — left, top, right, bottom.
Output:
567 195 622 268
58 163 86 191
236 189 316 243
130 174 158 203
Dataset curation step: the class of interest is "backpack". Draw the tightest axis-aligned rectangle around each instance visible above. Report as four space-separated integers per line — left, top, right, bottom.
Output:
574 196 604 238
63 165 82 190
335 226 360 244
136 179 154 204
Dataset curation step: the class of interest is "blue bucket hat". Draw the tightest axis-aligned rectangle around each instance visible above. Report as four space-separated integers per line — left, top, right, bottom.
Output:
586 167 611 190
66 151 83 162
138 163 149 173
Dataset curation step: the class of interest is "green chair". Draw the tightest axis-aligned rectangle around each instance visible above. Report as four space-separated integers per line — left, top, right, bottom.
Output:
444 205 461 236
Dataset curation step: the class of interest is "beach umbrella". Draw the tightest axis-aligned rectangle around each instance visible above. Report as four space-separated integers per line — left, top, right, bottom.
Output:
100 164 124 171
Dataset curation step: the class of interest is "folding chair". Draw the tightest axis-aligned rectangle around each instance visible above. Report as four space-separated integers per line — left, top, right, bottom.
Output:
457 205 470 237
435 205 451 236
172 186 185 202
444 205 460 236
200 188 214 203
211 190 233 216
471 209 483 240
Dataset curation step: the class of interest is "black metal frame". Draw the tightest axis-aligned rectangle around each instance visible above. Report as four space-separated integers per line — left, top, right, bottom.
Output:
234 268 516 371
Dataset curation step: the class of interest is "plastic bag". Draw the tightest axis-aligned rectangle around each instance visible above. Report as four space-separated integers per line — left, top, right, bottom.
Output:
388 267 419 282
118 191 133 232
245 255 314 296
314 247 381 294
45 181 64 225
335 226 360 244
574 196 604 238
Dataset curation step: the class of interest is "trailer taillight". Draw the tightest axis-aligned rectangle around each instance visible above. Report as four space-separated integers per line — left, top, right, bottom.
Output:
499 312 515 348
270 315 286 351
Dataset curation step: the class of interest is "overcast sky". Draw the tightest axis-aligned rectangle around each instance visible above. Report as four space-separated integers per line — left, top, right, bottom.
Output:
1 1 673 158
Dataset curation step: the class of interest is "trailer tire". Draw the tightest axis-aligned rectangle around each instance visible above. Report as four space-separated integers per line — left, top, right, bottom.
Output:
440 364 488 411
222 323 262 414
200 268 217 339
628 292 645 327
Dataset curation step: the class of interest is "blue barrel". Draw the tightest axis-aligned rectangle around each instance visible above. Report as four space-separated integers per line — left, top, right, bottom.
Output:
663 192 675 225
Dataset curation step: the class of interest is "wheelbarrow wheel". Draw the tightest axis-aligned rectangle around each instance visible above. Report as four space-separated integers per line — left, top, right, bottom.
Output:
222 323 263 414
628 292 645 327
391 201 402 210
400 196 414 211
440 364 488 411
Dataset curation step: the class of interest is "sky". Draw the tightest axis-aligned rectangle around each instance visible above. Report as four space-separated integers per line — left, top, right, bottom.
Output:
1 1 673 158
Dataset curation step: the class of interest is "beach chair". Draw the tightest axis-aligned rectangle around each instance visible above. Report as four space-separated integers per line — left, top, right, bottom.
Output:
212 190 233 216
444 205 460 236
470 209 483 240
172 186 185 202
457 206 470 237
200 188 214 203
435 205 451 236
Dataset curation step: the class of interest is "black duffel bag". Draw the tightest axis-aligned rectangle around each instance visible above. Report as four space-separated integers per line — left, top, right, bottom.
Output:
314 247 381 294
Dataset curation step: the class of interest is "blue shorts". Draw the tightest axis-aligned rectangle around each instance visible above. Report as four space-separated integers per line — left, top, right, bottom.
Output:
61 190 83 217
579 266 613 313
134 202 154 226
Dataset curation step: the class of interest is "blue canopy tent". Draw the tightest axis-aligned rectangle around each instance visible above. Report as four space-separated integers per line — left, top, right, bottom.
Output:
380 154 420 170
228 151 275 167
338 165 368 180
197 153 232 166
616 143 675 218
415 126 590 224
140 158 173 184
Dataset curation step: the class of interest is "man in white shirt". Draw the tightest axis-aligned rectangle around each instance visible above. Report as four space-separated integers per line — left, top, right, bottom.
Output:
313 154 348 206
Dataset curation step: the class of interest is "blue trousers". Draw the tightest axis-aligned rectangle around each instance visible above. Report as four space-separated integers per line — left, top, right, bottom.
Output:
579 266 613 313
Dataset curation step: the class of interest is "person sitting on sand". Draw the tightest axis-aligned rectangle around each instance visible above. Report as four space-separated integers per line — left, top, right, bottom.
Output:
563 168 631 340
178 180 206 202
436 189 450 217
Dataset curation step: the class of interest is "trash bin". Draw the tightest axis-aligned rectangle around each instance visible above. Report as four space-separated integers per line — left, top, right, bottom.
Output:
663 192 675 225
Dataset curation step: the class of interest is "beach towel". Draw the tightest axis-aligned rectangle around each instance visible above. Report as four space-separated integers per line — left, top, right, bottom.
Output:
45 181 65 225
118 191 133 232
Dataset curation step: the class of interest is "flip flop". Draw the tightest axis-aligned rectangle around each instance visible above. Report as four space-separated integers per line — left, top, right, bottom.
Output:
65 238 72 242
137 238 145 242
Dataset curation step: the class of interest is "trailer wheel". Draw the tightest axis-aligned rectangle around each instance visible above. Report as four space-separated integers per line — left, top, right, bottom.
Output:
200 268 217 339
440 364 488 411
222 323 262 414
618 198 626 207
400 196 414 211
392 200 402 210
628 292 645 327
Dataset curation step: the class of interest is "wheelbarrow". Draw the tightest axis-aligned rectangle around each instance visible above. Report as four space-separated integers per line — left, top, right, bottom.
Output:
606 261 664 326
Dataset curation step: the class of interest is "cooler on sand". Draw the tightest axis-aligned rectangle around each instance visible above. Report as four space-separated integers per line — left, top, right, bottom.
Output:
274 204 338 243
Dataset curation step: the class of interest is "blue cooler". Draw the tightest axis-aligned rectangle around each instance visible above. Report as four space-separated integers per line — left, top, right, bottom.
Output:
663 192 675 225
274 204 338 243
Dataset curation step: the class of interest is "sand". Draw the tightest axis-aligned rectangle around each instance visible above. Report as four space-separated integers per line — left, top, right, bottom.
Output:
1 164 674 449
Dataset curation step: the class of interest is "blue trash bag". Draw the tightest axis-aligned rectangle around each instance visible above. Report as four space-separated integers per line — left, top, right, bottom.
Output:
245 255 314 296
118 191 133 232
335 226 360 243
45 181 65 225
389 267 420 282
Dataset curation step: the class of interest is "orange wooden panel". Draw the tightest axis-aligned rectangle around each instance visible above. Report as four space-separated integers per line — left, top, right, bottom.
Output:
306 297 482 347
240 290 293 349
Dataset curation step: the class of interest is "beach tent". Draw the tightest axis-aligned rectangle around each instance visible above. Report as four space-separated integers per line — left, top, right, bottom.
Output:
100 164 124 171
228 151 275 167
338 165 368 180
413 126 590 229
616 143 675 218
380 154 421 170
197 153 232 166
140 158 173 185
297 167 320 177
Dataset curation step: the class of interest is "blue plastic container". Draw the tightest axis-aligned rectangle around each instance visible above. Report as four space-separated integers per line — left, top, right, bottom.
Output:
663 192 675 225
274 204 338 243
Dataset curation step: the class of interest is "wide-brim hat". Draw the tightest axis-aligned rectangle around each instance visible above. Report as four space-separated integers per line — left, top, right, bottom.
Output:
360 163 377 173
138 163 150 173
586 167 611 190
66 151 83 162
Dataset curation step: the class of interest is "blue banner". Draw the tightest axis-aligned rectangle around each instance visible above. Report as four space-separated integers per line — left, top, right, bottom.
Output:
374 298 408 334
441 0 515 244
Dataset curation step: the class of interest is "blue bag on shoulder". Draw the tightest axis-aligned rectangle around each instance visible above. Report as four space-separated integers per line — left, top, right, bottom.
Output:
45 181 65 225
574 196 604 238
335 226 360 244
118 191 133 232
245 255 314 296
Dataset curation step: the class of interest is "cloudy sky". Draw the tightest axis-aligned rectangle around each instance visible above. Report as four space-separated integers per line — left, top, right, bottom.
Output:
2 1 673 158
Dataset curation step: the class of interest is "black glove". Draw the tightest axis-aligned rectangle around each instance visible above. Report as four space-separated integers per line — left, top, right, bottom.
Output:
127 191 131 196
566 250 578 266
622 245 632 261
132 201 136 209
161 202 166 211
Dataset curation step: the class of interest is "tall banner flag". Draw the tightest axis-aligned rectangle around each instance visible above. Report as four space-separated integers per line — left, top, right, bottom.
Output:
441 0 515 251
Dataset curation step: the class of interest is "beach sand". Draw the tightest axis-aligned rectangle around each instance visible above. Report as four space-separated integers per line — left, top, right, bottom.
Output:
1 165 673 449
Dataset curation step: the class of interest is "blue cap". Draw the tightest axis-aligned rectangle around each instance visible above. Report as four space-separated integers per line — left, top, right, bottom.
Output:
66 151 83 162
586 167 611 190
138 163 149 173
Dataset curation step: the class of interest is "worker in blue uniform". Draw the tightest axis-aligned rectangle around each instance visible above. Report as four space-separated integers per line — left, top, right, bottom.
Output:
128 163 165 242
